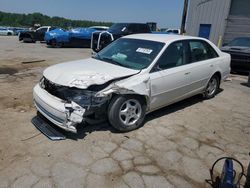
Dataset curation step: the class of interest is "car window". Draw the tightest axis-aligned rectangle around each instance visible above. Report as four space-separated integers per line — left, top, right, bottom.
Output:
37 28 47 33
189 40 218 63
128 24 137 33
49 27 56 31
108 23 128 32
137 24 150 33
155 41 187 70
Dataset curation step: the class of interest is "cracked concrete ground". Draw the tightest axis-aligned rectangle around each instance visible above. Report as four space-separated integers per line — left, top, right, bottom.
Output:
0 36 250 188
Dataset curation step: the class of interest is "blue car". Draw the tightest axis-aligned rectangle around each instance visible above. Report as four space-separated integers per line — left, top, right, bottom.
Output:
45 26 108 48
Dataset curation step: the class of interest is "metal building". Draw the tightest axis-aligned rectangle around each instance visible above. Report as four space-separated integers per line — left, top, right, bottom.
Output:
186 0 250 46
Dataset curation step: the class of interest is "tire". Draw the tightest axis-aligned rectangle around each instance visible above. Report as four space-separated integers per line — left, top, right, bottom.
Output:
108 95 146 132
203 75 220 99
7 32 12 36
51 39 62 48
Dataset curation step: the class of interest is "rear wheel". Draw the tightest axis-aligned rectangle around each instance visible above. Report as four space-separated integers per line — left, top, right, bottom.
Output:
203 75 220 99
7 32 12 36
108 95 146 132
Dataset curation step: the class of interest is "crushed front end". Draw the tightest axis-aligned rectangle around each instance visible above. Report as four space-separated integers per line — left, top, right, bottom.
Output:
33 77 110 133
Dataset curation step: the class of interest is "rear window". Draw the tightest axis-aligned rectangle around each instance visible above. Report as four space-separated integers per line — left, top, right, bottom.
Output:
189 40 218 63
108 23 129 32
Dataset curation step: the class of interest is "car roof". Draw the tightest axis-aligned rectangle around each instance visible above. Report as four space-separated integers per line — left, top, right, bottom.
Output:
123 34 206 43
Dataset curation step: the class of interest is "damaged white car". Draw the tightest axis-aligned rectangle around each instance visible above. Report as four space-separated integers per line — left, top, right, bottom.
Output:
33 34 230 133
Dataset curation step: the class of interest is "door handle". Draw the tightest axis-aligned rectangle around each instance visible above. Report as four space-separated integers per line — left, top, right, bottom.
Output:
210 64 214 67
185 72 190 75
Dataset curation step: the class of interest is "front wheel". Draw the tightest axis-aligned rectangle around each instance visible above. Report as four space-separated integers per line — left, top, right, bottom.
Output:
203 75 220 99
51 39 62 48
108 95 146 132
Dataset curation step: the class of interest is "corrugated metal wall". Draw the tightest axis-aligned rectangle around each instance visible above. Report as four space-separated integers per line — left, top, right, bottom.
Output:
186 0 231 46
223 0 250 44
224 16 250 44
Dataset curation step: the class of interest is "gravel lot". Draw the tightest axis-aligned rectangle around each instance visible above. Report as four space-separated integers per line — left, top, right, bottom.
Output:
0 36 250 188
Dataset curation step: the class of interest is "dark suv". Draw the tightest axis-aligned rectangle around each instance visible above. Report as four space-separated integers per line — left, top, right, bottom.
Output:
91 23 151 52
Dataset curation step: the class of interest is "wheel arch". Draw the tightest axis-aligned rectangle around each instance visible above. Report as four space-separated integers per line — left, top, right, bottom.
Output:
110 93 149 109
212 71 222 85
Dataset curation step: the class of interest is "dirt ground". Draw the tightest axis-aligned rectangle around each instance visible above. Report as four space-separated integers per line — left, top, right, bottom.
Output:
0 36 250 188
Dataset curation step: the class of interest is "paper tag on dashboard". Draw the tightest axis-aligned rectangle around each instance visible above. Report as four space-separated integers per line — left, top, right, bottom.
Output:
136 48 153 54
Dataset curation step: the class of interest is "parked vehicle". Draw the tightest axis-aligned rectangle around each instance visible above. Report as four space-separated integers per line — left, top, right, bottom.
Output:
19 26 57 42
221 37 250 73
0 28 14 36
91 23 151 52
89 26 109 31
11 27 29 35
153 29 181 35
33 34 230 133
45 26 108 48
166 29 181 34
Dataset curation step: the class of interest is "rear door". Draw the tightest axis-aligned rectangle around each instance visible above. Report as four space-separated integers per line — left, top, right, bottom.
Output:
149 40 191 110
186 40 219 93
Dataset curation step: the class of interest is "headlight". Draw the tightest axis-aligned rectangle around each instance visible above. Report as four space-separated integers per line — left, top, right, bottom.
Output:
39 77 45 89
92 96 109 104
66 90 109 107
71 94 91 105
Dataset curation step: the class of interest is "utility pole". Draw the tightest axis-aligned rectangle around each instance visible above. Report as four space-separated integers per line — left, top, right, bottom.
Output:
181 0 189 35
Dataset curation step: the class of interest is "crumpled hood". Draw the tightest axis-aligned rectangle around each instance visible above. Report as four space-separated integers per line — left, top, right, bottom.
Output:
43 58 140 89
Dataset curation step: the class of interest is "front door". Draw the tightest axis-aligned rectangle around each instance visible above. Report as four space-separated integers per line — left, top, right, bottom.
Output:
149 41 191 111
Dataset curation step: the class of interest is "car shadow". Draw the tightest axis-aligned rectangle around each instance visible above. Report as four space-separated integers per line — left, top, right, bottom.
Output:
64 89 223 140
240 83 250 87
231 71 249 76
147 88 223 122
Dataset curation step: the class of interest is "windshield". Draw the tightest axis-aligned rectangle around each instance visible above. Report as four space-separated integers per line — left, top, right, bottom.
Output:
108 23 128 32
228 38 250 47
94 38 164 70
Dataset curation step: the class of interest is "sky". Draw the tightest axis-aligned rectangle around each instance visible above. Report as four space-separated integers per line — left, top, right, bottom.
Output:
0 0 184 28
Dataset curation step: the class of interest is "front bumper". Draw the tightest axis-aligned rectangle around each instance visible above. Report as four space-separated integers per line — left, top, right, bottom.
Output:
33 84 85 133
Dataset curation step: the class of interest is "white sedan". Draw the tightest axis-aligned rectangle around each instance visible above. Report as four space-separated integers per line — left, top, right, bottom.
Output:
33 34 230 133
0 28 14 36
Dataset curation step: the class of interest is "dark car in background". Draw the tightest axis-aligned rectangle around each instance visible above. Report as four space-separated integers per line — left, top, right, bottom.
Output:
221 37 250 73
91 23 151 53
19 26 57 43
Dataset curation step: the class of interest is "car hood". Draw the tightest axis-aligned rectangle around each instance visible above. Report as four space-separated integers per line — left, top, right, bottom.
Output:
43 58 140 89
221 46 250 53
45 29 69 41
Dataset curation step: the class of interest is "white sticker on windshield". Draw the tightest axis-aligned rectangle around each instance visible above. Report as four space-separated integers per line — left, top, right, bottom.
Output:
136 48 153 54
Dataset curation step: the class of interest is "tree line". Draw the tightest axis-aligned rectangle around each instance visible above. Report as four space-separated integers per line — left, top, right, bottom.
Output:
0 11 113 28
